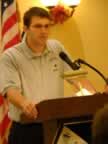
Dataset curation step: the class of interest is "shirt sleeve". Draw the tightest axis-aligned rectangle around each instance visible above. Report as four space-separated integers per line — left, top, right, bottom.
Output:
0 53 21 96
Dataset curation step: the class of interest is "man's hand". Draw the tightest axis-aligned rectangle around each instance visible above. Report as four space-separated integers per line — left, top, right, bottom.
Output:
6 88 38 120
22 100 38 120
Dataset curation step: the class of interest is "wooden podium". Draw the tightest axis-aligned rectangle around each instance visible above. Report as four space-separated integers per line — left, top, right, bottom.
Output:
21 93 108 144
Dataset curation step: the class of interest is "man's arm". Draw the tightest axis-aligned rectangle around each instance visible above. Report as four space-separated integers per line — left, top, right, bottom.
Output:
6 88 38 120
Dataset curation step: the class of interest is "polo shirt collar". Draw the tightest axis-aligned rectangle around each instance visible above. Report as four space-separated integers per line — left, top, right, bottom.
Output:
21 40 52 59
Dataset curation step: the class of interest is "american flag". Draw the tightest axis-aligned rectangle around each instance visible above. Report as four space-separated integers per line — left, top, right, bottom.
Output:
0 0 20 143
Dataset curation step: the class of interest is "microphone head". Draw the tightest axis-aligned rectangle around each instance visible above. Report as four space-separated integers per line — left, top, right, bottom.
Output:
59 51 68 61
59 51 80 70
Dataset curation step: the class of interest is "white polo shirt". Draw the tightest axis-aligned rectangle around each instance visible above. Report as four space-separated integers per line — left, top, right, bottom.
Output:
0 39 71 122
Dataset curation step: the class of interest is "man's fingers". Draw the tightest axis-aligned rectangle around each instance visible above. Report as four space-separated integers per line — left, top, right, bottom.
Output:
22 102 38 119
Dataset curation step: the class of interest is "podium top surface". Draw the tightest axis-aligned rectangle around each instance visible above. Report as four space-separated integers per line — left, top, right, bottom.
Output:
63 69 88 78
21 93 108 123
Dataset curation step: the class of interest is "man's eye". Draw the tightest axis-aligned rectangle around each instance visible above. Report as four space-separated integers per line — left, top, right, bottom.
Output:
44 25 49 28
35 25 42 28
33 24 50 28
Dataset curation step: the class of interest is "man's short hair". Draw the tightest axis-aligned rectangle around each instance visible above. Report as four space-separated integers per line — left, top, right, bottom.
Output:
92 104 108 144
23 7 51 27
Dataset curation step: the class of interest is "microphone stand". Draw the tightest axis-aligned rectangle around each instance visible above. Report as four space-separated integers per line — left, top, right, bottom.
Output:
74 59 108 85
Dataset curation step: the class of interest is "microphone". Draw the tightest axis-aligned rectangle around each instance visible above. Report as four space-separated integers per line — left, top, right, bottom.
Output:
59 51 108 84
59 51 80 70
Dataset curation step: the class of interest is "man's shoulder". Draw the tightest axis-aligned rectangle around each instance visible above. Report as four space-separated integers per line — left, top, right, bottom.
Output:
2 42 22 56
0 42 23 62
47 39 64 53
47 39 63 46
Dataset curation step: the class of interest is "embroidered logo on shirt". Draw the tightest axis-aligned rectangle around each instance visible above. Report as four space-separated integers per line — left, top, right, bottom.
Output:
53 63 59 72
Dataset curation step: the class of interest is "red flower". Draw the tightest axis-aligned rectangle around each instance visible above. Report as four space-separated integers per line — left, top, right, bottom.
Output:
50 5 72 24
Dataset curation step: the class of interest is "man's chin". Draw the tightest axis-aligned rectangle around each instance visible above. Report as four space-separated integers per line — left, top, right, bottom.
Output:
38 41 46 47
40 39 47 44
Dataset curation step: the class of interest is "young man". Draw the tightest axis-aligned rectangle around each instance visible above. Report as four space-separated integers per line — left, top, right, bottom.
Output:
0 7 70 144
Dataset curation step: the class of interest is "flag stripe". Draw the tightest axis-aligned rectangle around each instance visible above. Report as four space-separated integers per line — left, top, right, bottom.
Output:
2 2 16 25
0 114 10 137
2 13 18 36
2 23 20 50
0 122 11 144
4 34 20 50
0 95 4 105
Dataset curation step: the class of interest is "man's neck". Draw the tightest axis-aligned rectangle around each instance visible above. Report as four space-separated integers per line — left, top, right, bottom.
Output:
26 38 46 54
31 45 45 54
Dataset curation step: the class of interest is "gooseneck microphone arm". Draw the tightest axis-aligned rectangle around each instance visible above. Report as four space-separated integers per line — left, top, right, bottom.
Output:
74 58 108 85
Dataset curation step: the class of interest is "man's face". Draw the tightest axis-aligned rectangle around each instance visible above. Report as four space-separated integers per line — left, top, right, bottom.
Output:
24 16 51 46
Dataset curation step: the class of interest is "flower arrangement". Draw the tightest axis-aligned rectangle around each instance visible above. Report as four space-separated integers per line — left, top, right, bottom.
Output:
50 5 73 24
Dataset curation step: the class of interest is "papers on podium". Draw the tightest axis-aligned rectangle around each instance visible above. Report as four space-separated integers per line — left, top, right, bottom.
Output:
63 69 88 79
58 126 88 144
63 69 96 96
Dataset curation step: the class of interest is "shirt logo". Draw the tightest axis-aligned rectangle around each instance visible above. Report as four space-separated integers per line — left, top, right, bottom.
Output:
53 63 59 71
